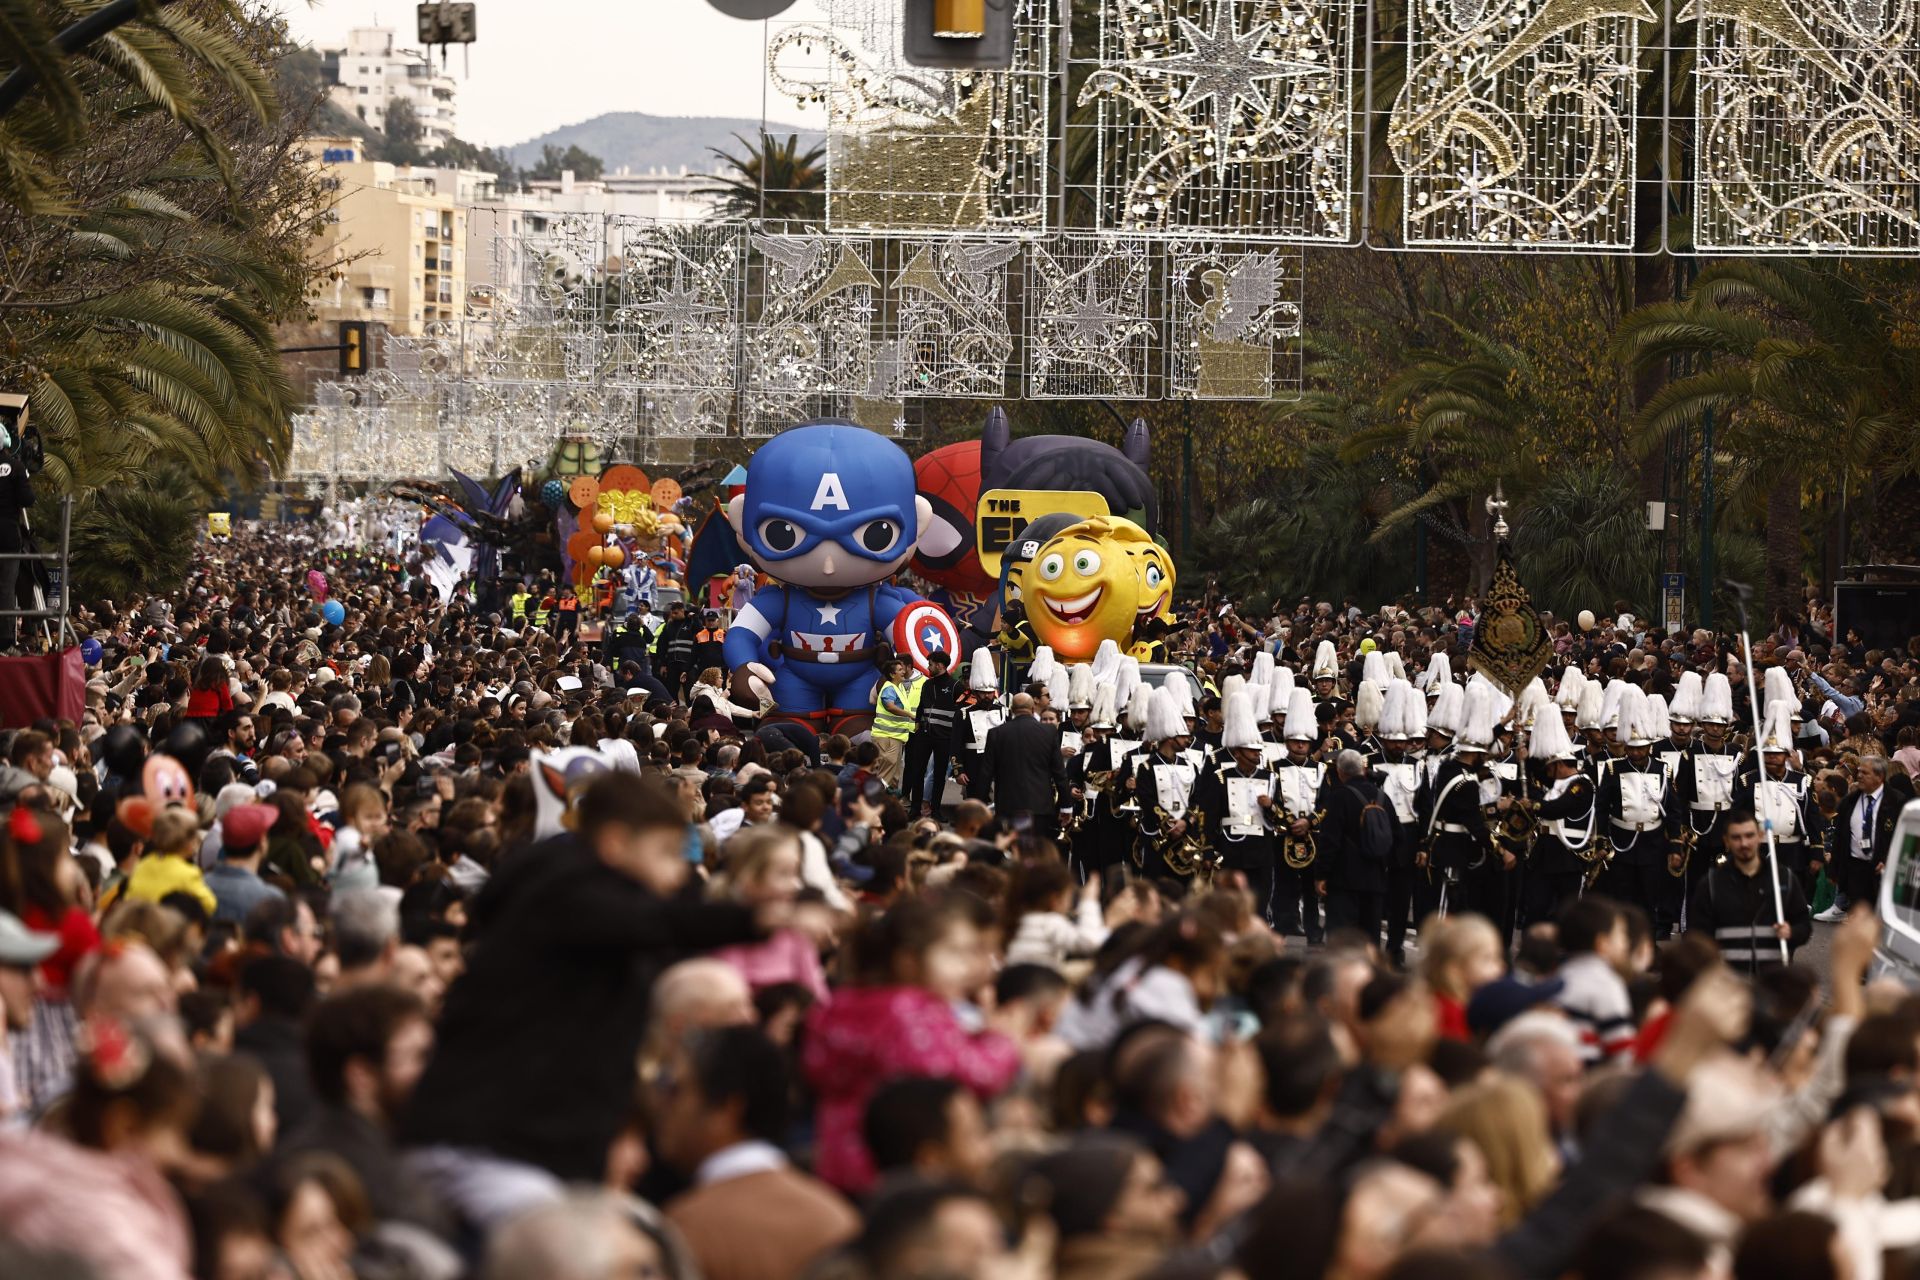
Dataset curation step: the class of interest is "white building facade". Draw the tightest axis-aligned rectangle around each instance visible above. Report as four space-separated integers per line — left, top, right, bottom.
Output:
325 27 458 149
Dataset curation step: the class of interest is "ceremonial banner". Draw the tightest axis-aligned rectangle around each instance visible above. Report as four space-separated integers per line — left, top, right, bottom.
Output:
1467 541 1554 697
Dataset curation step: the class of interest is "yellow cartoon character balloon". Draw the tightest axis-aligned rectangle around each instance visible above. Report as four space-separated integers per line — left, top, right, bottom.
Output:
1019 517 1144 661
1128 537 1176 629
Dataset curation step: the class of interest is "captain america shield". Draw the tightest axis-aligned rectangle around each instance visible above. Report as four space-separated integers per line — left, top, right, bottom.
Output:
892 601 961 676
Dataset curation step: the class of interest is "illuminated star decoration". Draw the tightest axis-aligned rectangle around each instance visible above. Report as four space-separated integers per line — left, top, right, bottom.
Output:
1138 4 1289 128
1060 274 1124 345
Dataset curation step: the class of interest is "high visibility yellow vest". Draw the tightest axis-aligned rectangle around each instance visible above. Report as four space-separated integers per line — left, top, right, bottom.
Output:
510 591 531 620
873 678 921 741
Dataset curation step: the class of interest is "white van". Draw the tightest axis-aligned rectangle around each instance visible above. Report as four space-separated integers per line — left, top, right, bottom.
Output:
1873 797 1920 984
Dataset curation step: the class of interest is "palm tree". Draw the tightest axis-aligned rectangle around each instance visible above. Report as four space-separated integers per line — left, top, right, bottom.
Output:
1336 317 1558 589
0 0 275 214
1510 464 1659 618
698 131 827 224
1617 259 1920 608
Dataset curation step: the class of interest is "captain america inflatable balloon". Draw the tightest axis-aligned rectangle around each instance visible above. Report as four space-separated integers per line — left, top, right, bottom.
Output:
723 422 959 731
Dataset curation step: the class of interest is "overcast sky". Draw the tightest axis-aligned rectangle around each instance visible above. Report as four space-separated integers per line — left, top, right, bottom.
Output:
275 1 817 147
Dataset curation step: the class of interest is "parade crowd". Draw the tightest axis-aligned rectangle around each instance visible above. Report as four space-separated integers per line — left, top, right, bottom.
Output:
2 519 1920 1280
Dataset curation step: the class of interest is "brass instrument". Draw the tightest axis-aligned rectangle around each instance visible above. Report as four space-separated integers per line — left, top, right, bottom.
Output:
1668 824 1699 878
1581 836 1614 891
1064 769 1115 835
1151 803 1219 883
1490 798 1538 860
1282 808 1323 870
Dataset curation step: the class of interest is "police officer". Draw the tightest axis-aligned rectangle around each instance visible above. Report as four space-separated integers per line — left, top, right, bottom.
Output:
904 651 961 817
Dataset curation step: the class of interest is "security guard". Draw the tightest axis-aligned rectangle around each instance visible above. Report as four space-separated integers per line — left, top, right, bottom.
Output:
871 657 921 791
509 584 532 625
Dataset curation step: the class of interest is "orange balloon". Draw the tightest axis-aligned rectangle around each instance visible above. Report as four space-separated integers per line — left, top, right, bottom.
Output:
591 511 614 534
651 477 683 510
600 464 649 494
602 545 626 568
586 545 607 566
569 475 600 509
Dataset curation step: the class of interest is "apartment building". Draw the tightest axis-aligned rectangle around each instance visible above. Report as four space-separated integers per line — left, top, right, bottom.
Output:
323 26 458 149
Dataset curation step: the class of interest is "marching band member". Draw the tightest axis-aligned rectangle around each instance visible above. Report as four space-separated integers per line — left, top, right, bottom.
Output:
1554 666 1587 754
1420 650 1453 703
1351 677 1385 764
1192 689 1279 918
1418 682 1498 919
1311 640 1346 712
1661 670 1703 777
1735 699 1815 900
1673 672 1742 923
1595 686 1677 931
954 648 1005 802
1575 679 1608 766
1524 703 1598 927
1062 665 1095 761
1066 683 1126 880
1372 679 1427 964
1127 686 1204 881
1423 681 1464 790
1164 671 1199 741
1262 666 1296 747
1273 687 1327 943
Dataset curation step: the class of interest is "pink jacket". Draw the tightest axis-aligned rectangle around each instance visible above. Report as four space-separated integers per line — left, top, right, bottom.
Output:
713 927 829 1002
803 985 1021 1194
0 1131 191 1280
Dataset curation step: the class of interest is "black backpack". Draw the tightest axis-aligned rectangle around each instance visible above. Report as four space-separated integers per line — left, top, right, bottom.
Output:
1353 780 1395 864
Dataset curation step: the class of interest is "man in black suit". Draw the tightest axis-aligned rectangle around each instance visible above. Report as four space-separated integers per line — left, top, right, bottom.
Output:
1828 755 1903 918
980 692 1069 840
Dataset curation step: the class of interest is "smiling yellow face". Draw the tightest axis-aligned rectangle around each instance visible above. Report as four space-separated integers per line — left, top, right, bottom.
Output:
1129 539 1175 627
1021 518 1143 661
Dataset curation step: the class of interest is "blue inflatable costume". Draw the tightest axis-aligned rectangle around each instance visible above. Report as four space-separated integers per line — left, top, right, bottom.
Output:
723 423 957 729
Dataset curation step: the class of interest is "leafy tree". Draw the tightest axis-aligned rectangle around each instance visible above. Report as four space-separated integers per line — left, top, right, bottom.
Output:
53 464 209 601
699 131 825 223
0 0 336 592
528 142 604 182
1618 259 1920 609
383 97 423 164
428 135 516 187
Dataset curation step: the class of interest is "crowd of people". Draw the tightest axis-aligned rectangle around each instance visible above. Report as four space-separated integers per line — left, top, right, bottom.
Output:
0 517 1918 1280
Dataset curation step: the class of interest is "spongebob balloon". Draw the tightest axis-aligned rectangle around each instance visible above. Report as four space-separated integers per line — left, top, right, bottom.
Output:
1018 517 1157 662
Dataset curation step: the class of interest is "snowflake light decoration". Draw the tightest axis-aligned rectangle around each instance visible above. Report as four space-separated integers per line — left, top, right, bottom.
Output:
1025 236 1158 398
1078 0 1357 239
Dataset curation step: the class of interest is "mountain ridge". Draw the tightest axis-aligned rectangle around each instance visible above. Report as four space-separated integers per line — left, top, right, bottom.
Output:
503 111 824 176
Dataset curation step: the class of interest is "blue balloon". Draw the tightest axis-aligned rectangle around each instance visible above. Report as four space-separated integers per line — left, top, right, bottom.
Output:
320 600 346 626
79 637 103 665
540 479 567 509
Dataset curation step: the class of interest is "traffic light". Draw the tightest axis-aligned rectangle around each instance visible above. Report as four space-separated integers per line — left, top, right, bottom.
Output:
904 0 1013 69
339 321 368 376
